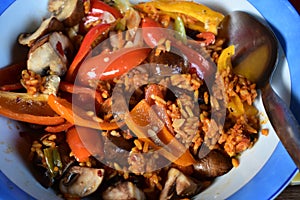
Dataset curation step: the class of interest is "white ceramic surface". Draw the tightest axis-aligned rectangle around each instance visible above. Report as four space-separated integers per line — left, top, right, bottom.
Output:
0 0 298 199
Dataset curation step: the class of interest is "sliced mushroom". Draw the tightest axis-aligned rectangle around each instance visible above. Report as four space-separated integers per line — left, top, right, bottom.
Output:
59 166 104 198
102 181 146 200
193 149 233 178
48 0 84 27
160 168 200 200
18 17 64 47
27 32 73 76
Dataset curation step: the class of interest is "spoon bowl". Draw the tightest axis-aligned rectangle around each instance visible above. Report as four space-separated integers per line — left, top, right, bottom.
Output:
219 11 277 88
219 11 300 169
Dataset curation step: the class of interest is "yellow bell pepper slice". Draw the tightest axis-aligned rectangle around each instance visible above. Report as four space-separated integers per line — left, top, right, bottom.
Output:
135 0 224 34
217 45 235 72
227 93 245 117
217 45 245 117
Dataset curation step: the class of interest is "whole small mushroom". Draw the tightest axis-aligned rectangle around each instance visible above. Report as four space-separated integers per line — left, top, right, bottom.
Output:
102 181 146 200
27 31 73 76
59 166 105 198
160 168 201 200
193 149 233 178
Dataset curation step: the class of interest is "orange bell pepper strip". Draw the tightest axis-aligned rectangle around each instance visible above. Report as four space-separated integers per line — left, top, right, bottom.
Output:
125 99 196 166
0 91 64 125
47 94 123 130
65 23 113 82
0 106 64 125
45 121 74 133
67 126 104 162
59 81 103 104
145 84 174 134
66 127 90 162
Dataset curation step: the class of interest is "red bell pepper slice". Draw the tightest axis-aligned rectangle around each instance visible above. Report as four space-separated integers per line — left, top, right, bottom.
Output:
141 18 169 48
77 47 151 86
66 23 112 82
82 0 122 32
196 32 216 46
88 0 122 19
142 17 216 79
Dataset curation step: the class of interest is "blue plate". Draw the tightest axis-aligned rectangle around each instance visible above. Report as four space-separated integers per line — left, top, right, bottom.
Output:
0 0 299 199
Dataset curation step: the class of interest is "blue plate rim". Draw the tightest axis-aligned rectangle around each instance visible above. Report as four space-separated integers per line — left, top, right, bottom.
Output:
229 0 299 199
0 0 299 199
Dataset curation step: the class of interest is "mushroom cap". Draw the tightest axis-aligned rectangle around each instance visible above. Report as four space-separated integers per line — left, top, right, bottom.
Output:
18 17 64 47
59 166 104 198
48 0 85 27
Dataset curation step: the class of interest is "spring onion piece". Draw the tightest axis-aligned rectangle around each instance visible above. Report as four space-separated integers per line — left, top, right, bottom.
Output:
44 147 63 177
174 16 187 43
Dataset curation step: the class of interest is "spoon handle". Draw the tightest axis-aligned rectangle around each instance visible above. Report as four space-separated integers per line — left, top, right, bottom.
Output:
262 83 300 169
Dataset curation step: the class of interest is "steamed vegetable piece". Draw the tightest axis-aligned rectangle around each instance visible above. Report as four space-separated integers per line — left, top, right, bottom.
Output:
125 99 196 167
135 0 224 34
0 91 64 125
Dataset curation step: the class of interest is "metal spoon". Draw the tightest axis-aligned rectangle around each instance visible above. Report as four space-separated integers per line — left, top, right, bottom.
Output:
219 11 300 169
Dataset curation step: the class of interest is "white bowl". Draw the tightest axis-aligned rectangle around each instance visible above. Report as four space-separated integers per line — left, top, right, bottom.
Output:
0 0 299 199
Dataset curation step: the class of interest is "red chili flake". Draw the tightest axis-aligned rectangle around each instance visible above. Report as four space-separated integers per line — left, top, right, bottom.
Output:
56 41 64 57
97 170 103 177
